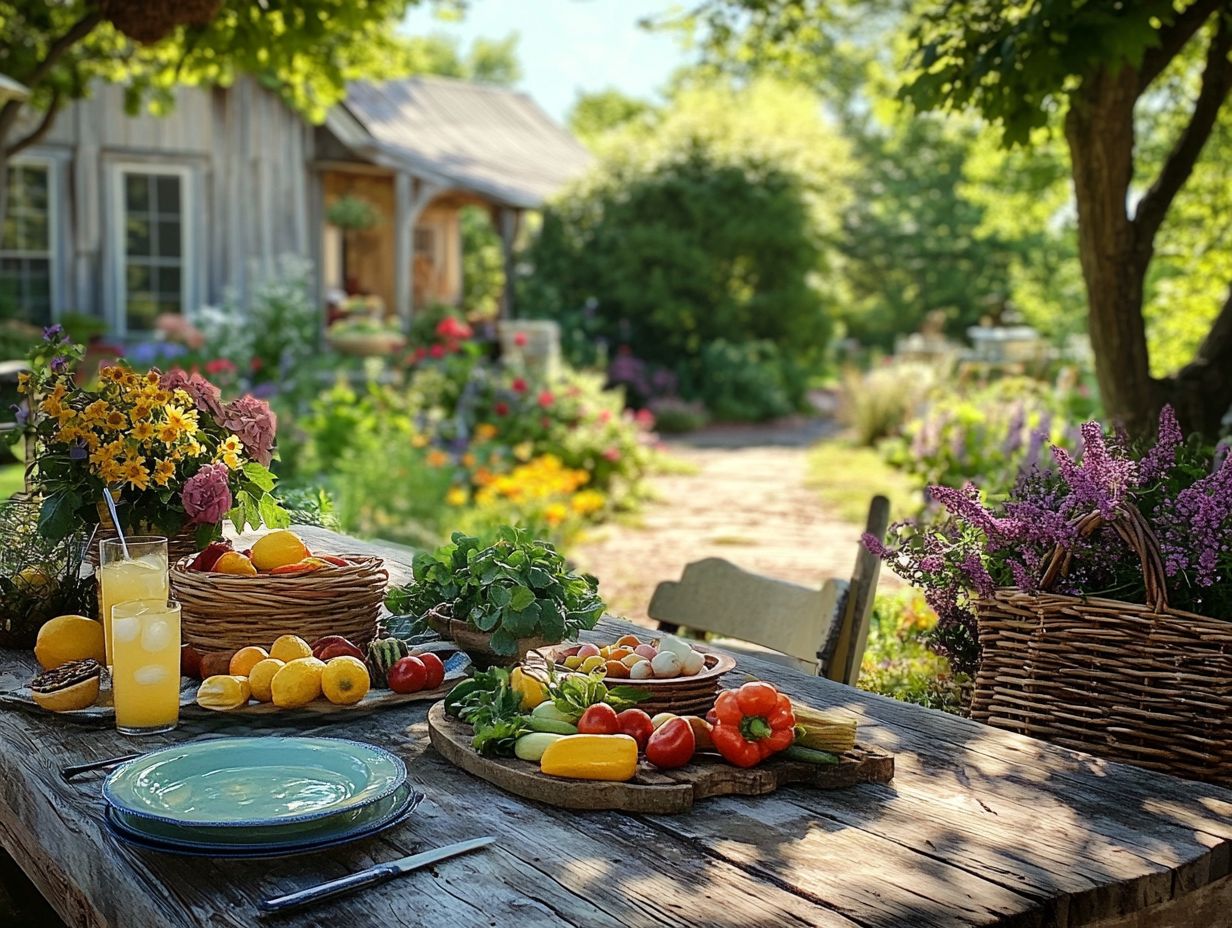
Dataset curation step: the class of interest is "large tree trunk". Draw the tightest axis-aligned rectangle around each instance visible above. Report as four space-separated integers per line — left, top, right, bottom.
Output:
1065 66 1162 439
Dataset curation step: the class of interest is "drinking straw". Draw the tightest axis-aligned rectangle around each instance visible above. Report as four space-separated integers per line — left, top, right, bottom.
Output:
101 487 129 559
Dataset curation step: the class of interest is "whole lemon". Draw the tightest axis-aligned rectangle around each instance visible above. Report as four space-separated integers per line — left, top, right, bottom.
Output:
322 656 371 706
247 658 285 703
269 634 312 663
34 615 106 670
250 531 311 572
229 645 270 677
271 656 325 709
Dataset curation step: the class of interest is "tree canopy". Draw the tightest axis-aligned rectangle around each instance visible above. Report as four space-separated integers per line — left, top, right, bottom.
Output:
671 0 1232 438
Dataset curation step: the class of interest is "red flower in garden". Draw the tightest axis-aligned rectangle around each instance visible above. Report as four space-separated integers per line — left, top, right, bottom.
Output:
436 317 473 340
597 410 612 424
537 390 555 409
513 332 528 347
494 402 510 416
430 344 445 359
603 447 621 462
635 409 655 428
512 378 528 394
204 358 236 376
414 347 428 362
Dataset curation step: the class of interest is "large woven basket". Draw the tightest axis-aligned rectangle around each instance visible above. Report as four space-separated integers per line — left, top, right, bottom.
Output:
170 555 388 653
972 504 1232 785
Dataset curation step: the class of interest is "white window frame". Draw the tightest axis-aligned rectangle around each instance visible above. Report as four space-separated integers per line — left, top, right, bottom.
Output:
108 161 193 336
1 154 60 323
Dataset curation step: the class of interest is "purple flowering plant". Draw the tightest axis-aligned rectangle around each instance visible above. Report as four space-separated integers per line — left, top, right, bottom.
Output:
865 406 1226 676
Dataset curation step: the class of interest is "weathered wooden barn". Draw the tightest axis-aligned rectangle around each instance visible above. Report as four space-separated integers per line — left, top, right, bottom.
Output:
0 75 591 335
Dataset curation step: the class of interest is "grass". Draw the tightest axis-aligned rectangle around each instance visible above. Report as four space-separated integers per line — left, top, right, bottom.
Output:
0 462 24 499
806 435 921 525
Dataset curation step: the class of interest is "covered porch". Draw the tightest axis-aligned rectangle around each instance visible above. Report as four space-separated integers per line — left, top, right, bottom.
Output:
313 75 592 330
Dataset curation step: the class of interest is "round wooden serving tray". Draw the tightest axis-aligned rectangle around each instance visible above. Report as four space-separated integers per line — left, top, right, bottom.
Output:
532 644 736 716
427 701 894 814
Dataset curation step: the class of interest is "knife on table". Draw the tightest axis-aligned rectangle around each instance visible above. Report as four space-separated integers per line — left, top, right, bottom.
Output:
258 836 496 914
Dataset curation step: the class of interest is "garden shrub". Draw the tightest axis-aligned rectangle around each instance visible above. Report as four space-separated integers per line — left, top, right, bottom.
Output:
691 339 806 422
520 147 831 416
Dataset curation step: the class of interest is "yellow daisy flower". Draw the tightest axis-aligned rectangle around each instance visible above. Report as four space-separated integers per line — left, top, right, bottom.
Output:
83 400 111 427
130 403 153 422
152 459 176 486
120 457 149 491
104 410 127 431
131 421 155 443
544 503 569 527
445 486 469 506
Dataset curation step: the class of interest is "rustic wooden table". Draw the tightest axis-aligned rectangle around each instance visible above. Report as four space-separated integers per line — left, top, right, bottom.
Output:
2 526 1232 928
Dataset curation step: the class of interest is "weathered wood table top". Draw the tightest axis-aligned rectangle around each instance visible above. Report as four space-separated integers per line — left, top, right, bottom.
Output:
2 526 1232 928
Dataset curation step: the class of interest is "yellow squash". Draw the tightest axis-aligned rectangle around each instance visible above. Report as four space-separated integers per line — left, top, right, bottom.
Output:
539 734 638 781
510 666 548 711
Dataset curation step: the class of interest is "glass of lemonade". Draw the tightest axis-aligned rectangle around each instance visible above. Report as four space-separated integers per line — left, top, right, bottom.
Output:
99 537 168 665
111 599 181 735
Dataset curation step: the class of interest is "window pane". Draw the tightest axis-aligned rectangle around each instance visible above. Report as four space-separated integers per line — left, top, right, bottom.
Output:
125 174 149 212
127 293 157 332
22 167 48 210
126 216 151 257
156 175 180 213
157 266 181 296
157 219 182 258
126 263 151 292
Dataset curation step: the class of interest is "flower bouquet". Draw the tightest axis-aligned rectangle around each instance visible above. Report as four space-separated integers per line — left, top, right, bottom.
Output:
867 407 1232 784
17 327 288 550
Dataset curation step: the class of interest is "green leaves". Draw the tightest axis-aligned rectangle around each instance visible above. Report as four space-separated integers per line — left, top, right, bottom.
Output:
387 528 606 649
38 490 83 542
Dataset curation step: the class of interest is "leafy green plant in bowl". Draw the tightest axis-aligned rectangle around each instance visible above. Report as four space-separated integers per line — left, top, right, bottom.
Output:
387 526 605 664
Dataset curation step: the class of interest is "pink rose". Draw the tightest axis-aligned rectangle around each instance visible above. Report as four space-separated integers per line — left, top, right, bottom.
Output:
220 394 277 467
181 463 233 526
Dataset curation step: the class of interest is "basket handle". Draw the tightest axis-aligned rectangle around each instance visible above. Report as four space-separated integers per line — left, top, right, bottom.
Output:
1038 502 1169 612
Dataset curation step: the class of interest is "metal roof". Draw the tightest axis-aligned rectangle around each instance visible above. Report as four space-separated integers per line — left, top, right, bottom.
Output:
338 76 593 209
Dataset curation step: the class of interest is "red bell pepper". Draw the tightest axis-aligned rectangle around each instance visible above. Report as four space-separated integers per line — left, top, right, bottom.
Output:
710 681 796 768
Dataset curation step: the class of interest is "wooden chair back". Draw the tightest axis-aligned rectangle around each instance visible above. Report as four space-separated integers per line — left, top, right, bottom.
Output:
648 496 890 683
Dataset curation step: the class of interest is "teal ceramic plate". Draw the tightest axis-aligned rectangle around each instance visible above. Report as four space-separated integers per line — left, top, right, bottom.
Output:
103 736 406 828
104 788 424 859
108 783 418 849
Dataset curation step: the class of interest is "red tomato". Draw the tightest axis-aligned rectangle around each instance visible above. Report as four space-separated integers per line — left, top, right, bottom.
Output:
417 652 446 690
646 717 696 770
387 656 427 694
616 708 655 750
577 703 621 735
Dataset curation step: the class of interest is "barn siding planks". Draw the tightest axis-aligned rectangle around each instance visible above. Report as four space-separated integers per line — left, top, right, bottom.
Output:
10 77 316 326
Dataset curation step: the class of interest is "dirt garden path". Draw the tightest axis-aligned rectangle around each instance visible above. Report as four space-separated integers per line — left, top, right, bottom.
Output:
574 412 894 625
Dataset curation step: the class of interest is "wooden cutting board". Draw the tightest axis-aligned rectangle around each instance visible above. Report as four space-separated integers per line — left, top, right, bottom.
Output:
427 701 894 814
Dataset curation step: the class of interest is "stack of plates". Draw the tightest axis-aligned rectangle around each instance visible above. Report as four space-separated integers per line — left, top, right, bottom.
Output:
102 736 420 858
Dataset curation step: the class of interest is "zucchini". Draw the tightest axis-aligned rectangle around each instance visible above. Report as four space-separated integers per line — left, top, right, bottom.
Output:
531 702 577 723
525 717 578 735
514 732 565 762
783 744 840 765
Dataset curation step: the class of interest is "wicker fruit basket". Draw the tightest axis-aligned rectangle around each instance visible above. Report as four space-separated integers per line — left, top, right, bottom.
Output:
170 555 388 653
972 505 1232 786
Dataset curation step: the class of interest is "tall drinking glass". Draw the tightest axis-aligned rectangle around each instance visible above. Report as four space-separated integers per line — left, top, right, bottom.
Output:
111 599 181 735
99 537 168 665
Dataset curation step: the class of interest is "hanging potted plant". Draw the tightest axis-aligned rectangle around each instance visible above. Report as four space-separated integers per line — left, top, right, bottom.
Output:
386 527 605 666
